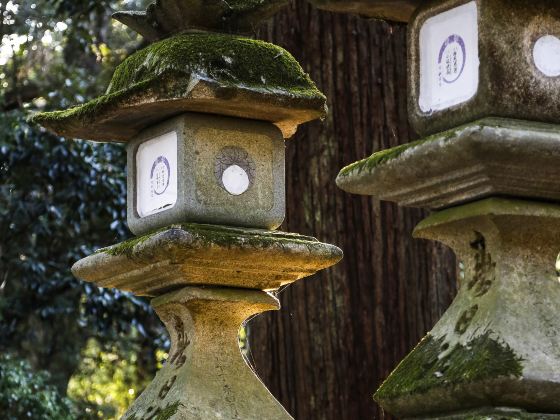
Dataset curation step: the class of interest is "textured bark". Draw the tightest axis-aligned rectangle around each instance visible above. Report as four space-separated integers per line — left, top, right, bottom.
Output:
249 4 457 419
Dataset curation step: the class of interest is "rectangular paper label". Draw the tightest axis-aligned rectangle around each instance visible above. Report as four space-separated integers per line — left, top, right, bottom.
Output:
419 1 479 113
136 131 178 218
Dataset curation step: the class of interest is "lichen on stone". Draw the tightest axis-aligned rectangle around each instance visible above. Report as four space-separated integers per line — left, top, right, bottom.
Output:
97 223 331 258
124 402 180 420
31 33 326 140
106 33 321 98
155 401 180 420
96 226 168 257
375 332 523 402
337 120 486 179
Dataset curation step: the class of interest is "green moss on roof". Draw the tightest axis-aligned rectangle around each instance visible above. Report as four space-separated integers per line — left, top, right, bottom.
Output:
32 78 153 125
337 119 489 179
374 332 523 402
30 33 325 140
107 33 321 98
96 223 336 258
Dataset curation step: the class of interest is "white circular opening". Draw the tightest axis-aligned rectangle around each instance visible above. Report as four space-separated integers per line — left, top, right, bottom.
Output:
533 35 560 77
222 164 250 196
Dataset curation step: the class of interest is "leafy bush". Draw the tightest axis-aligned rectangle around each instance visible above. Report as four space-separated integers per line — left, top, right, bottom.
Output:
0 354 76 420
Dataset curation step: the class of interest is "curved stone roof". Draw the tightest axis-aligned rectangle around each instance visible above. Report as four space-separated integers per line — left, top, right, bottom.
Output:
32 33 327 141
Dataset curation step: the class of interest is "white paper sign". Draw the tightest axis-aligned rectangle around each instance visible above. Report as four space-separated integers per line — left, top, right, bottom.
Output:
419 1 479 113
136 131 178 218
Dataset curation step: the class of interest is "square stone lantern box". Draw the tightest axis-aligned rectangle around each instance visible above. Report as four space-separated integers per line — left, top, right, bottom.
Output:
127 113 284 236
32 31 328 235
409 0 560 136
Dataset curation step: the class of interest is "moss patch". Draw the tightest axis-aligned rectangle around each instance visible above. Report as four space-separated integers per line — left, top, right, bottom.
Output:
337 120 486 179
95 226 168 257
107 33 320 97
125 401 180 420
97 223 337 258
30 33 325 138
155 401 180 420
375 332 523 402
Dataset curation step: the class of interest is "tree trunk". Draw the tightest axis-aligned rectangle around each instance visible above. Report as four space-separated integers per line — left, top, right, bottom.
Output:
249 4 457 419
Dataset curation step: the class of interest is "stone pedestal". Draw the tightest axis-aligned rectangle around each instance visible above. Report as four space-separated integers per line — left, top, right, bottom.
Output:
32 2 339 418
122 287 288 420
375 198 560 418
337 118 560 418
72 224 342 419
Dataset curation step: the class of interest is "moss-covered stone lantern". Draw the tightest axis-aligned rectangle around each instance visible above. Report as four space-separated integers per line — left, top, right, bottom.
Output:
32 1 342 419
34 2 326 235
337 1 560 418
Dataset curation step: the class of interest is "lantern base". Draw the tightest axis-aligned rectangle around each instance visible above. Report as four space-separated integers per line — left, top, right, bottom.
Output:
122 286 291 420
375 198 560 418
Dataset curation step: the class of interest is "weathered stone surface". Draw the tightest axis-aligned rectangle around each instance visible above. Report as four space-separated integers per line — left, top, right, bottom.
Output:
375 198 560 418
336 118 560 209
72 224 343 296
126 113 285 235
414 408 560 419
122 286 291 420
113 0 289 40
31 33 326 141
408 0 560 136
306 0 422 22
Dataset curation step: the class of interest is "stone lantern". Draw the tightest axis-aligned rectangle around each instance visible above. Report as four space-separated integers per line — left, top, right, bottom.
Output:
337 0 560 418
33 1 342 418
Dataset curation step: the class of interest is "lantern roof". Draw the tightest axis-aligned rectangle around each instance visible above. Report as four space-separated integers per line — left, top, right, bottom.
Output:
32 33 327 141
113 0 290 41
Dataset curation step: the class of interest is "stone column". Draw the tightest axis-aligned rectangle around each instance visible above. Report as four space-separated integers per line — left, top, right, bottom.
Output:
336 0 560 417
337 123 560 419
32 1 342 418
378 198 560 418
72 225 342 419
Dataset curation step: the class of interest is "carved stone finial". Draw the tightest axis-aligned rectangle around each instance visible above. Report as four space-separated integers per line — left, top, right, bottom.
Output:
113 0 290 41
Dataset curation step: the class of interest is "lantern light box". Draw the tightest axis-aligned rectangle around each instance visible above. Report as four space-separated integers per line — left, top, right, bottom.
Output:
408 0 560 136
127 113 285 236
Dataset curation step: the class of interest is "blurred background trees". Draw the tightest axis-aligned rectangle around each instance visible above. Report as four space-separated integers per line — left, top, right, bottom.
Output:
0 1 166 418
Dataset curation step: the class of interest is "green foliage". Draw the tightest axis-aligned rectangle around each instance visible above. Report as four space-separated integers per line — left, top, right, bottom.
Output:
0 0 167 416
0 354 76 420
68 338 155 419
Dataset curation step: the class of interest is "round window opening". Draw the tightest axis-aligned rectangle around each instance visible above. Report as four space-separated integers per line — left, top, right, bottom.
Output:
215 146 256 196
533 35 560 77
